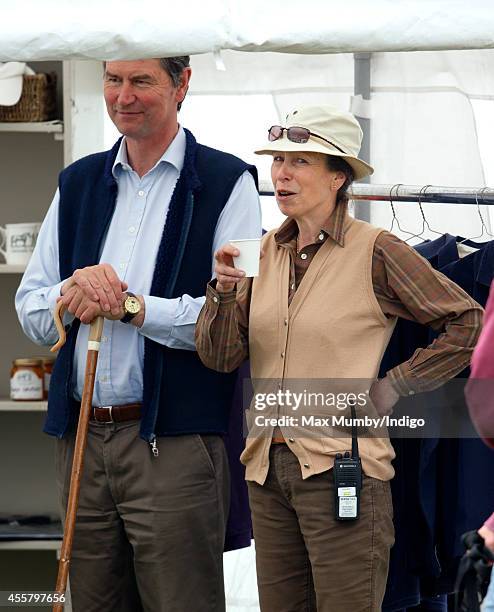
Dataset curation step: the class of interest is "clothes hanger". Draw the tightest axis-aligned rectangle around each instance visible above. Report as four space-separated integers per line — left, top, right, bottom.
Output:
404 184 434 243
388 183 421 240
416 184 443 238
458 187 494 244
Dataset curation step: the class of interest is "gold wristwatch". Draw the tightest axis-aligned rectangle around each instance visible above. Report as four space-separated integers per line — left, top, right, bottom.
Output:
121 292 141 323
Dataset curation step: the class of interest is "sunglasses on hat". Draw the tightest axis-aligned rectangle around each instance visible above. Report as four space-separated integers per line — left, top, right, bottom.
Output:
268 125 347 155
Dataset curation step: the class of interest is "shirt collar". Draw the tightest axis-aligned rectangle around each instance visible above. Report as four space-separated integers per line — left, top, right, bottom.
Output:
274 202 348 248
419 233 494 288
112 125 186 178
477 240 494 287
461 238 494 288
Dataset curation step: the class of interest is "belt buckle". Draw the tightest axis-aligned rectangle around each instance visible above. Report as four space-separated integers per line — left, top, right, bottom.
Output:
101 405 114 423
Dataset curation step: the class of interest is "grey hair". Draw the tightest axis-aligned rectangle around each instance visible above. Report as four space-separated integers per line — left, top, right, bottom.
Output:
159 57 190 111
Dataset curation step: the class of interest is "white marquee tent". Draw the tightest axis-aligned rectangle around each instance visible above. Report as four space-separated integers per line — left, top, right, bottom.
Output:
2 2 494 609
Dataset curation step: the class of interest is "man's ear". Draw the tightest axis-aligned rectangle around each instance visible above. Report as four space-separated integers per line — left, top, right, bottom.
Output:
177 67 192 105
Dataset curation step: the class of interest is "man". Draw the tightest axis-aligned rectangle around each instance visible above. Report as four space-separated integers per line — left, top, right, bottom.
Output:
16 57 261 611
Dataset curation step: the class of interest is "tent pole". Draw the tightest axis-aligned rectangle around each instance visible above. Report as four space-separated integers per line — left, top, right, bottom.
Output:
353 52 371 222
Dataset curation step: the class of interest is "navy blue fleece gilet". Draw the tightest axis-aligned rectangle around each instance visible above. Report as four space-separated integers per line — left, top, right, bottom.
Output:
44 129 258 442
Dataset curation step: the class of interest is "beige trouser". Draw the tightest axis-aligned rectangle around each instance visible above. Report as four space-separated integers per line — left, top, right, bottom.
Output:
248 444 395 612
56 419 230 612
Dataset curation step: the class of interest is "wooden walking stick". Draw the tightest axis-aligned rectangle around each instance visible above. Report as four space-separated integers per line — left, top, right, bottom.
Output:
51 300 104 612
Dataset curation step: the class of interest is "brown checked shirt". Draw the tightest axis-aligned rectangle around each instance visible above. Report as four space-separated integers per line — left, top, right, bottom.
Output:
196 203 483 396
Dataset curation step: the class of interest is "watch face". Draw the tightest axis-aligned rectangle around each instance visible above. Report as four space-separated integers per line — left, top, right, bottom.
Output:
125 296 141 314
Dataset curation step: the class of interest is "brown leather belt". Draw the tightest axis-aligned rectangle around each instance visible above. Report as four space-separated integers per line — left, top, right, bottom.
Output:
88 403 142 423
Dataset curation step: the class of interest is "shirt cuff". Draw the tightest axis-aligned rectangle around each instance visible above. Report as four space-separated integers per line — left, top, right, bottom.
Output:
207 281 237 306
45 281 65 312
139 295 176 343
386 362 421 397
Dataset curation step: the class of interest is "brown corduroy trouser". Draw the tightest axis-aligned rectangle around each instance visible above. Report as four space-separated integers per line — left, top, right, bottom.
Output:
56 419 230 612
247 444 395 612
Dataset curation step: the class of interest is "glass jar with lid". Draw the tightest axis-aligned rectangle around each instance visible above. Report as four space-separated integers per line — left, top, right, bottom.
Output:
10 358 44 401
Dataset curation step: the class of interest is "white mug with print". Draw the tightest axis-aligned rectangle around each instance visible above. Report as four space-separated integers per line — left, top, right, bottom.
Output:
0 223 41 265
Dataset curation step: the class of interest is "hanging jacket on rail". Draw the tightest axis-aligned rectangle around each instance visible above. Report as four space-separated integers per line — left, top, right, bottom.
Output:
382 234 494 610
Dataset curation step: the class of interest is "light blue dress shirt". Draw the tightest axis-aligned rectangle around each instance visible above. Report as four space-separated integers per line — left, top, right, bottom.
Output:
16 127 262 405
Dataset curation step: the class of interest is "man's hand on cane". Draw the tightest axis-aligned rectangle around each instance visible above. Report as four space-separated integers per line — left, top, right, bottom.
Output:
61 264 128 316
58 286 121 324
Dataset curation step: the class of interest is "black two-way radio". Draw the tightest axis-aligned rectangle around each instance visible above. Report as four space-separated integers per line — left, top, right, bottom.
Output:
333 401 362 521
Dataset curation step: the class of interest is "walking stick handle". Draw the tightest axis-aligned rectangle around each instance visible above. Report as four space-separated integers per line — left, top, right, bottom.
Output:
51 301 105 352
51 300 67 352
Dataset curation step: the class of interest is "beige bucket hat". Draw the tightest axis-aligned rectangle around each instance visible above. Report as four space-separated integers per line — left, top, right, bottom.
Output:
254 105 374 181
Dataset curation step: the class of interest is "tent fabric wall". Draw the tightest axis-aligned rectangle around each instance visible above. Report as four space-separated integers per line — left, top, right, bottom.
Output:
189 51 355 95
369 51 494 236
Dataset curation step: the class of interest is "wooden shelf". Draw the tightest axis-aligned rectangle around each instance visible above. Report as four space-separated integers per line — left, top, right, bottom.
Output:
0 539 60 550
0 264 26 274
0 400 47 412
0 120 63 135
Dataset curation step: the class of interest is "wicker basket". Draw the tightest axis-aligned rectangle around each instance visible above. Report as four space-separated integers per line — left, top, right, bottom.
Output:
0 72 57 122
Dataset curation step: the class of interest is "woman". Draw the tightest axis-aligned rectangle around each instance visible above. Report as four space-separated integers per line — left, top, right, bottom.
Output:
196 106 482 611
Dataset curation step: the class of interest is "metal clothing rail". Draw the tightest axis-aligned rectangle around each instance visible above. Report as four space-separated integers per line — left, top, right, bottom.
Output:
350 184 494 206
259 182 494 205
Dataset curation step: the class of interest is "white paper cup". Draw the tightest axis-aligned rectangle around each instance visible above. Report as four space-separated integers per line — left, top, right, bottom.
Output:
229 238 261 277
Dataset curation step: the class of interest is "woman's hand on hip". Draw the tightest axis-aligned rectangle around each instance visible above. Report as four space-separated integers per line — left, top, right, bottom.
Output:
369 377 400 416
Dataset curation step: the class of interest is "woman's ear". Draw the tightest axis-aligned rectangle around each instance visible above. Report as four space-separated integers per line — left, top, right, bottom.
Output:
331 171 346 191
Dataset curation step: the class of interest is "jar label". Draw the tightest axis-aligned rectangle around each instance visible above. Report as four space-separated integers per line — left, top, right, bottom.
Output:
11 370 43 400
